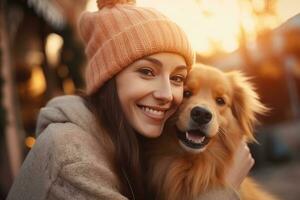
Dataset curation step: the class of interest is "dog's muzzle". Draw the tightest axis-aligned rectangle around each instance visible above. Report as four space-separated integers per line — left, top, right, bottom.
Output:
175 106 213 151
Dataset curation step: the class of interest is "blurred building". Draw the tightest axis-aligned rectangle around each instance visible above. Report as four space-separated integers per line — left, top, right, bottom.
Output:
0 0 87 197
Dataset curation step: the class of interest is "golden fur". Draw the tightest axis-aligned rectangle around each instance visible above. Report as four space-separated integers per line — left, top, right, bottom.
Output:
142 64 278 200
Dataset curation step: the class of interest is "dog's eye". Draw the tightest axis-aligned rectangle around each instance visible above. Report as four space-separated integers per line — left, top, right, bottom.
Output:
216 97 225 105
183 90 192 98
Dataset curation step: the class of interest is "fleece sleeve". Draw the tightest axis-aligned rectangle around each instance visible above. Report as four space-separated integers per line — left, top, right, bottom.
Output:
45 123 128 200
7 123 128 200
47 161 127 200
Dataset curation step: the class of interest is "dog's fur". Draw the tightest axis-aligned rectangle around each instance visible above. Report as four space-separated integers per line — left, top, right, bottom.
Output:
142 64 278 200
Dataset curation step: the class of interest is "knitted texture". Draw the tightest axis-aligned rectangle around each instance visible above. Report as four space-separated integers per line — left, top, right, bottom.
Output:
78 1 195 94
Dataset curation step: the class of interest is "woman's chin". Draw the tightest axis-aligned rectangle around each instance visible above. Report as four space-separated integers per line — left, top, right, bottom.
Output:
135 124 164 138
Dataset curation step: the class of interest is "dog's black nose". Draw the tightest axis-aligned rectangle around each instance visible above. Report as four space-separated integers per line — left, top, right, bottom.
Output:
191 107 212 125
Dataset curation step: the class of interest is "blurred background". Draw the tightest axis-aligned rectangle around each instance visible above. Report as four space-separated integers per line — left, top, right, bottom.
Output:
0 0 299 199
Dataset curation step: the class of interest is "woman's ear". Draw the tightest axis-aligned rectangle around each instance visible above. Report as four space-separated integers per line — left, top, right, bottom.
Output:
227 71 267 141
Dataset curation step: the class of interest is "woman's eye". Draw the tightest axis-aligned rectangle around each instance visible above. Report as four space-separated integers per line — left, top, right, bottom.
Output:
171 75 185 84
183 90 192 98
138 68 154 76
216 97 225 106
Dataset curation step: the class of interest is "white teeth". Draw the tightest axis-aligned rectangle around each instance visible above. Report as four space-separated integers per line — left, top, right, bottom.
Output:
186 132 205 144
141 106 164 116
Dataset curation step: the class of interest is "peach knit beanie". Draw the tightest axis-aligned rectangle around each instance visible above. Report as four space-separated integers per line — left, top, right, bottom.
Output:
79 0 195 94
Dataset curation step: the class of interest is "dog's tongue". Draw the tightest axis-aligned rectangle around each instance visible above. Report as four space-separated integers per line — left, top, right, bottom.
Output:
186 131 205 143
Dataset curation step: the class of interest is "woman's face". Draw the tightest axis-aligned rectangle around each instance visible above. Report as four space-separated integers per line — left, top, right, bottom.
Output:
116 52 187 138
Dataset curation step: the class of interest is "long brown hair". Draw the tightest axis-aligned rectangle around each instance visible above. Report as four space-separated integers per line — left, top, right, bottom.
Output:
80 78 144 199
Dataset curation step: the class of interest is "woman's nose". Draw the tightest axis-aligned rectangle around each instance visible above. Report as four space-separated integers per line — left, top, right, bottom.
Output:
153 79 173 103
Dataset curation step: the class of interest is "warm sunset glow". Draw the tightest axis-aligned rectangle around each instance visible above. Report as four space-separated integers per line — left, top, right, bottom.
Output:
137 0 265 55
85 0 299 56
45 33 64 67
28 66 46 97
25 137 36 149
63 78 75 94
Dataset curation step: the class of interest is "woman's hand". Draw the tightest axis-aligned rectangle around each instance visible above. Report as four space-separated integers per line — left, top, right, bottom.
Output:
225 140 255 189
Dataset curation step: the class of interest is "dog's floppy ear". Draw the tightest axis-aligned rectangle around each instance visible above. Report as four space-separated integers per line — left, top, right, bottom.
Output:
227 71 267 141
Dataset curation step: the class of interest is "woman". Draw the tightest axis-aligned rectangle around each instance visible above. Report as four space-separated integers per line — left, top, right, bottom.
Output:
7 0 253 199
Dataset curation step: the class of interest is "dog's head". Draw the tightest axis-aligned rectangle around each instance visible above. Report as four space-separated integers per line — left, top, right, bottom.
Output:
175 64 266 153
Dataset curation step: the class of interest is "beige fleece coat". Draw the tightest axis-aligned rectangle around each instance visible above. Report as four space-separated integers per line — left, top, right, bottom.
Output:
6 95 239 200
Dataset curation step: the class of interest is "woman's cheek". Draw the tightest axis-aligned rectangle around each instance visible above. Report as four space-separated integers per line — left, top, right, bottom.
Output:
174 86 184 107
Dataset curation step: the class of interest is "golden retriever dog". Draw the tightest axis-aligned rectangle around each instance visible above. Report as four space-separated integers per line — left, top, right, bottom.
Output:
142 64 279 200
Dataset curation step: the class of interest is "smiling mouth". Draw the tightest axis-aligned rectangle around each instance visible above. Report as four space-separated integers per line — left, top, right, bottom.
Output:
176 128 210 149
137 105 168 120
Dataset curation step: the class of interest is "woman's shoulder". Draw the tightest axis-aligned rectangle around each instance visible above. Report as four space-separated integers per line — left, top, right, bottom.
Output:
35 95 93 136
34 94 114 167
32 116 120 199
7 97 123 200
27 95 113 175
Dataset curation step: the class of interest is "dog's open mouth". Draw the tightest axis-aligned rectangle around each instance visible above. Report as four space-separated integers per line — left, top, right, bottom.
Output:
176 128 211 149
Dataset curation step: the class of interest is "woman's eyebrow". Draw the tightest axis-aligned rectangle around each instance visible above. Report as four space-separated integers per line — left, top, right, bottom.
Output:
143 56 187 69
143 56 163 67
